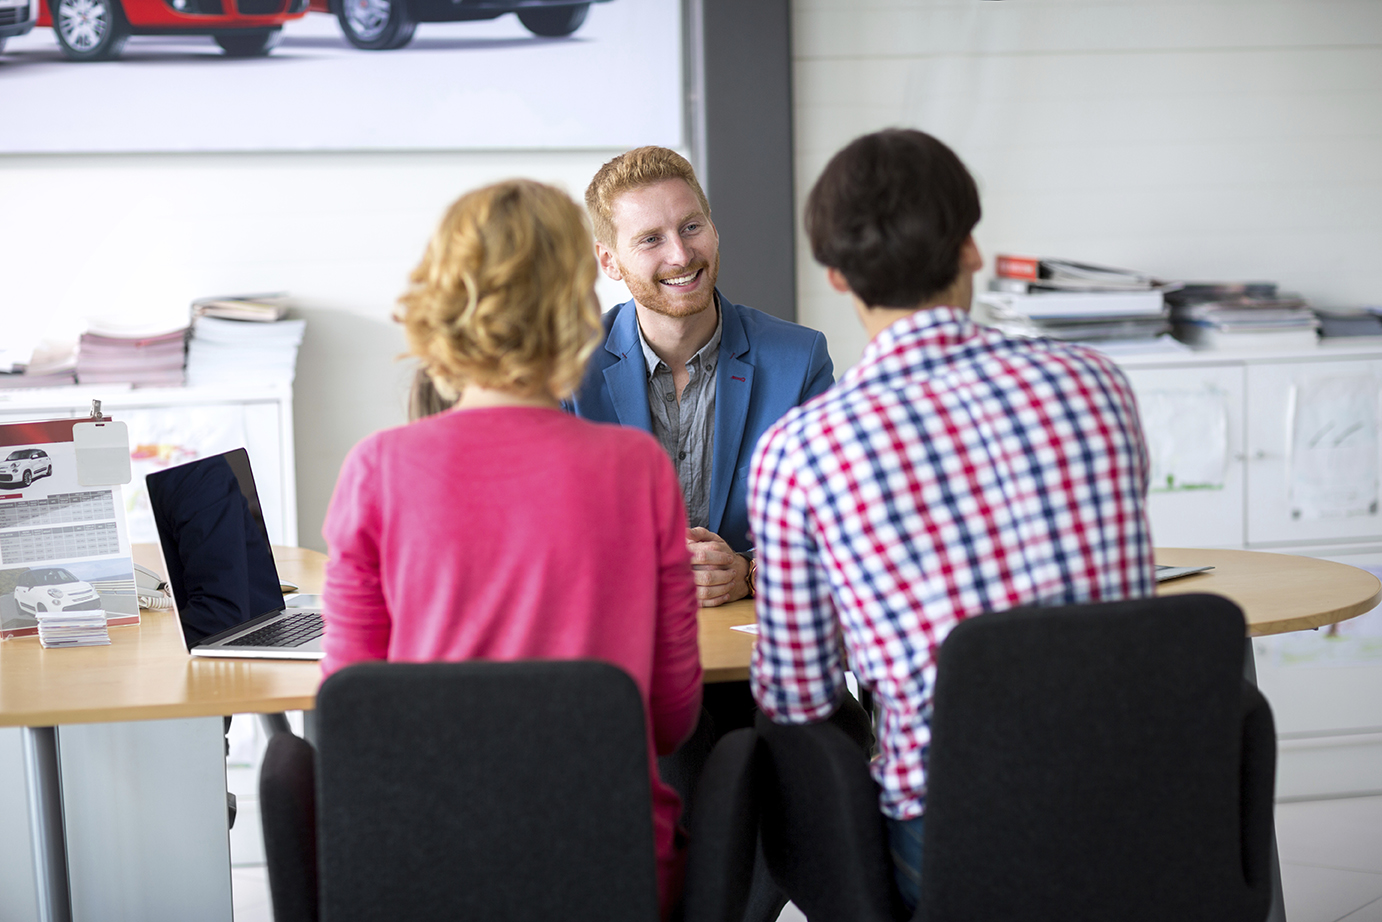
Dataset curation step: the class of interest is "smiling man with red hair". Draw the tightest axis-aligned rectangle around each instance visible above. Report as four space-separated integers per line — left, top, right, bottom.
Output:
570 146 835 611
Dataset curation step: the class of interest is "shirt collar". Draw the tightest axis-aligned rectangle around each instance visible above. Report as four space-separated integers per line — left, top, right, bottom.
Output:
635 297 723 380
848 305 975 382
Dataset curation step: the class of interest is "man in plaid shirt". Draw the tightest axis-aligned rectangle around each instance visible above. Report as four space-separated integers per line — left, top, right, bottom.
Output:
748 129 1156 908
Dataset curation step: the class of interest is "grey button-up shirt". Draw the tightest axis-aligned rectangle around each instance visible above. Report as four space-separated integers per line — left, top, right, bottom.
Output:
636 308 721 530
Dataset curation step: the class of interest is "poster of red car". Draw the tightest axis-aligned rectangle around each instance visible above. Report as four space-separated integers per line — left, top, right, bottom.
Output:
0 0 679 153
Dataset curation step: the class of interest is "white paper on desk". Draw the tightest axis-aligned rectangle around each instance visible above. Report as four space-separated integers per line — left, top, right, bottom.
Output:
1289 376 1380 520
0 417 139 639
731 624 759 635
1138 388 1229 492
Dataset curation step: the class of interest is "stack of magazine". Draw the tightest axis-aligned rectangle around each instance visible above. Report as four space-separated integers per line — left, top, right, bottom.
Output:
977 255 1178 351
76 324 189 387
1166 283 1319 350
186 294 305 386
0 339 79 389
1313 308 1382 341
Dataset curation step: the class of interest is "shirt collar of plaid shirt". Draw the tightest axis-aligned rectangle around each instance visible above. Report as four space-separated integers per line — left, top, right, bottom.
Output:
844 304 973 385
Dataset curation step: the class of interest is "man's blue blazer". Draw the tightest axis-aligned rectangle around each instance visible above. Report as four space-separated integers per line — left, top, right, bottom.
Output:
566 292 833 552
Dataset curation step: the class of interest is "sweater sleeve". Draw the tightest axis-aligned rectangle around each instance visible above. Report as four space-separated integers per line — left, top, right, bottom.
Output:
321 437 391 677
646 444 703 755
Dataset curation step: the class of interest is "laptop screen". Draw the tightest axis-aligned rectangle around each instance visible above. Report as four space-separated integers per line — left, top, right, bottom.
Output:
146 449 285 646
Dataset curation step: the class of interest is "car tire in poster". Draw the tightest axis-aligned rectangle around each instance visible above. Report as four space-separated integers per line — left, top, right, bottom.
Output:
337 0 414 50
51 0 130 61
213 27 282 56
516 2 588 37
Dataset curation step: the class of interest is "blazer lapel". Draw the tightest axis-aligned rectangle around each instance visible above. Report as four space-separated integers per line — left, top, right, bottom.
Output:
710 298 753 535
603 304 654 432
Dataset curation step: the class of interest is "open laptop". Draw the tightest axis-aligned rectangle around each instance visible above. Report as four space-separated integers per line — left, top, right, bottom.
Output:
147 448 324 660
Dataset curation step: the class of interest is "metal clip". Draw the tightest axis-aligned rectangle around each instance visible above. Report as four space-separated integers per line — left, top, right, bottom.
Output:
90 399 102 420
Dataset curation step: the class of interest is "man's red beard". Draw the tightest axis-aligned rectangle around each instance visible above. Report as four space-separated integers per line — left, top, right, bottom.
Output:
620 249 720 318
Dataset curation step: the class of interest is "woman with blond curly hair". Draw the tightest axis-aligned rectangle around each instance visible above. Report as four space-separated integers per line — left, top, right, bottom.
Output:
321 180 703 917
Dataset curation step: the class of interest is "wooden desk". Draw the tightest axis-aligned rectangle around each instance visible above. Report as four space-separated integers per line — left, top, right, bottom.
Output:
699 599 757 683
6 543 1375 729
692 548 1382 685
1154 547 1381 636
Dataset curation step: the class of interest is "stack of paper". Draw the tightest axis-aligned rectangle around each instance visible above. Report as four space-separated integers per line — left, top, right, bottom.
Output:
186 315 306 386
77 326 188 387
192 293 291 323
1167 283 1319 351
0 338 79 389
979 255 1178 350
991 255 1161 293
36 609 111 648
1315 309 1382 340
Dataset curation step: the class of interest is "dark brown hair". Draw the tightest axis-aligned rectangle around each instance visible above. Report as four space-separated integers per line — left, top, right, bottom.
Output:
805 129 981 308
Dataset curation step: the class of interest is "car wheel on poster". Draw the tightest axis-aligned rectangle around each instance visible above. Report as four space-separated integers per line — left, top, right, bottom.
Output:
516 2 588 37
51 0 130 61
213 27 282 56
337 0 414 50
22 470 31 487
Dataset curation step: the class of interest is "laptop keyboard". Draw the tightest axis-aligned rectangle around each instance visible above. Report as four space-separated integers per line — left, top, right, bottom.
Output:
225 611 323 648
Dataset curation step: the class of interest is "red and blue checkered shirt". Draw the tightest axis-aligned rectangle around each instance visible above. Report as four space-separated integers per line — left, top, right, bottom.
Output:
749 307 1155 820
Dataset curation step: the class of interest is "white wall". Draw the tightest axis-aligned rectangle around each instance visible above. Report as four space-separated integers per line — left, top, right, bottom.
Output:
792 0 1382 368
0 151 632 551
5 0 1381 550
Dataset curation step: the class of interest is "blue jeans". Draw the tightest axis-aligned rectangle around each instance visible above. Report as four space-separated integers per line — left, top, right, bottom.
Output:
887 814 925 912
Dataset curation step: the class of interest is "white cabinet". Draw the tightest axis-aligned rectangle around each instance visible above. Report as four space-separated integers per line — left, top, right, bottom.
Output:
0 383 297 546
1244 358 1382 547
1125 363 1246 548
1120 346 1382 555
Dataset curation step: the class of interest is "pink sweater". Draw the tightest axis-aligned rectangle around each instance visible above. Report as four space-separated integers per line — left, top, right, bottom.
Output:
322 407 703 910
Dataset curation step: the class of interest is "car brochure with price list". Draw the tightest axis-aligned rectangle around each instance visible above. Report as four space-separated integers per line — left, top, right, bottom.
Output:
0 409 139 642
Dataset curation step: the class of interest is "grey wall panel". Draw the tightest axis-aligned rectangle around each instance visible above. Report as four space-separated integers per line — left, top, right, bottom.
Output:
700 0 797 321
0 727 42 922
58 718 232 922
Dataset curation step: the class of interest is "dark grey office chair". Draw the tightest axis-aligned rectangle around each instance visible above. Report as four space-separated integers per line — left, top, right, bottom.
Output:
755 593 1277 922
259 731 318 922
260 659 660 922
675 689 874 922
755 714 904 922
682 727 761 922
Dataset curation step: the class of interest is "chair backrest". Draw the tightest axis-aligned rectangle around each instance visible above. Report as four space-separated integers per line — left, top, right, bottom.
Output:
920 592 1276 922
754 712 904 922
313 659 659 922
